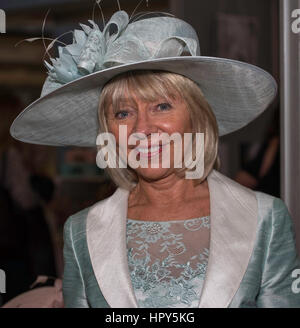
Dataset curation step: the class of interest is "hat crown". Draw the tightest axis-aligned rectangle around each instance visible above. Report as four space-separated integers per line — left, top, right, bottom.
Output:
42 11 200 96
121 15 201 56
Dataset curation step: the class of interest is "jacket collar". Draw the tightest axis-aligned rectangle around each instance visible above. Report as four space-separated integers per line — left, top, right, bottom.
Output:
86 170 258 308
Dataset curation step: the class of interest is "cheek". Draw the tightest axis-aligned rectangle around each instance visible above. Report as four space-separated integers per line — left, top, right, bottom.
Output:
107 123 133 152
160 113 192 134
107 128 119 146
107 119 120 137
180 109 193 132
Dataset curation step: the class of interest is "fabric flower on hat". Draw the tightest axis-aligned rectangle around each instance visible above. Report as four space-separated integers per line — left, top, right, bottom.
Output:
42 10 198 96
43 11 129 93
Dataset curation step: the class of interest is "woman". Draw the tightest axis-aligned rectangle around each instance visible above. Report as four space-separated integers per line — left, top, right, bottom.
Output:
10 10 300 308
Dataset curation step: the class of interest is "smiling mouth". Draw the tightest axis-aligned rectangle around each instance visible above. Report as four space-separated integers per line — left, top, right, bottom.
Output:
135 144 167 158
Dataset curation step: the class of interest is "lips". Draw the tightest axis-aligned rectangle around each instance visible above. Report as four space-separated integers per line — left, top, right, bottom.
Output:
137 145 160 153
136 145 163 158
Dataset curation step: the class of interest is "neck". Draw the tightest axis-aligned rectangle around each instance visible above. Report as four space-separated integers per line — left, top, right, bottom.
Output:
129 173 209 208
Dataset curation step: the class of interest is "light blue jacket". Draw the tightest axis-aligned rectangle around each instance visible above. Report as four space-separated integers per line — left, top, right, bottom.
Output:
62 170 300 307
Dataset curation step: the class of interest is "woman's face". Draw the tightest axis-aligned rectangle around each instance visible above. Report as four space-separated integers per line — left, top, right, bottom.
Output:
106 92 193 181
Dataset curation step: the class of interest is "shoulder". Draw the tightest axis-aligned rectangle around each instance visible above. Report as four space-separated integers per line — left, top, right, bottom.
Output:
255 191 292 223
253 191 296 247
63 189 122 237
211 170 290 216
209 169 257 214
63 206 91 237
210 170 292 226
62 199 109 260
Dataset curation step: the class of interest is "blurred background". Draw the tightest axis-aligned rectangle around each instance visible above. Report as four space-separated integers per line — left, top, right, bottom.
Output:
0 0 299 306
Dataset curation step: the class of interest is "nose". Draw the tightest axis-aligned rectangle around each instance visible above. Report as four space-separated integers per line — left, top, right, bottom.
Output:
133 110 156 137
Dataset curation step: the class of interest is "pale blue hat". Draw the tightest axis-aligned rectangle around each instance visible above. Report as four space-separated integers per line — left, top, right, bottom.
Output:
10 10 277 147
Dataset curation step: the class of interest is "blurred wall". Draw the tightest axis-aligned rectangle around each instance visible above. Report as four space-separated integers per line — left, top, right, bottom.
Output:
280 0 300 253
170 0 279 178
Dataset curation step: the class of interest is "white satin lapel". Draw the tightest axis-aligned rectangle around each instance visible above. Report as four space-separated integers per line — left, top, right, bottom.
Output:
199 170 258 308
86 188 138 308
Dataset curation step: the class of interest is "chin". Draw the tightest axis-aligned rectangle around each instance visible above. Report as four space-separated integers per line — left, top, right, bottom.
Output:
134 167 174 182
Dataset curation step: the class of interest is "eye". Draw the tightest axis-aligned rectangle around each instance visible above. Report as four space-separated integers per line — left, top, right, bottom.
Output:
115 111 129 120
157 103 172 111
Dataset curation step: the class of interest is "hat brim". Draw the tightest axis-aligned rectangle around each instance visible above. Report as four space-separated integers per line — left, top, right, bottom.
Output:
10 56 277 147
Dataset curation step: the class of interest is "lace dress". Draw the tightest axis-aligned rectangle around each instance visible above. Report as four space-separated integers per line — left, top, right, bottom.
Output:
126 216 210 308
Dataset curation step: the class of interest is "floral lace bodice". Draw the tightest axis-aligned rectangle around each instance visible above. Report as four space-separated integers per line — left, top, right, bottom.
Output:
126 216 210 308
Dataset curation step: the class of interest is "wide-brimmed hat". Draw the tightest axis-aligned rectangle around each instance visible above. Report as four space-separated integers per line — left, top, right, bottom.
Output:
10 10 277 147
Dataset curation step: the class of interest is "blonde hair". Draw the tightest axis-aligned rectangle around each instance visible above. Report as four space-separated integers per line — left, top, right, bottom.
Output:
98 70 219 190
